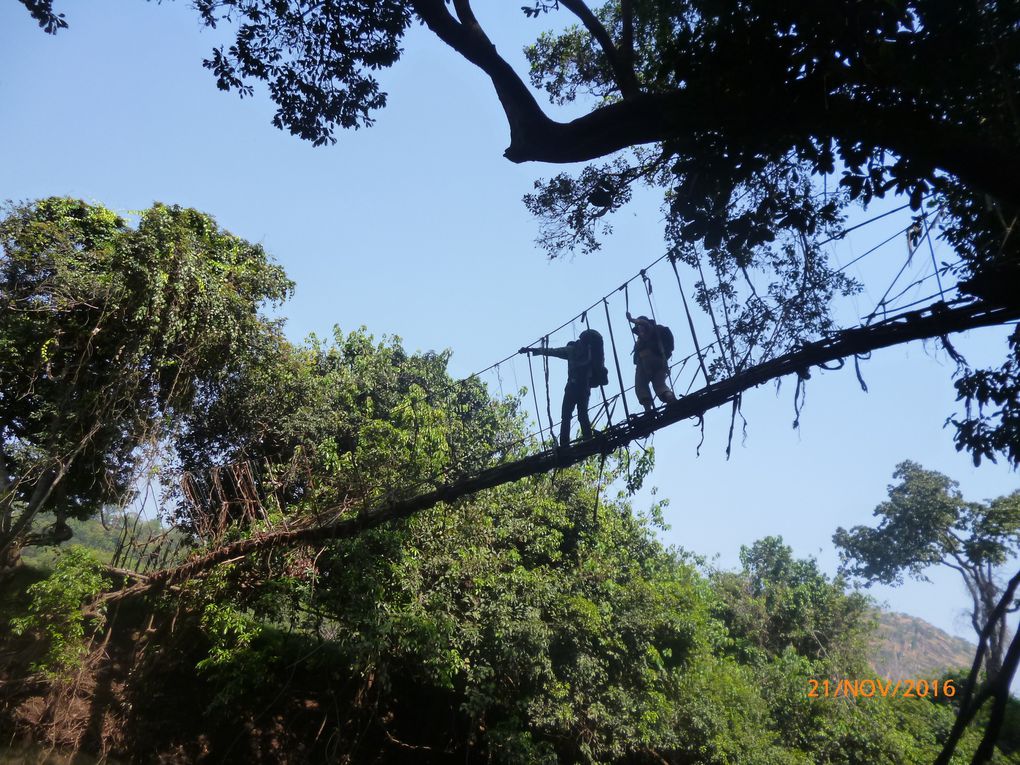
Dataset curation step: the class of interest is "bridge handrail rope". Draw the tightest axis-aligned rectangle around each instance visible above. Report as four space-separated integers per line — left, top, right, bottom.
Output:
470 201 926 389
669 253 712 386
603 297 633 420
922 209 947 302
692 253 735 376
864 208 946 323
445 203 957 472
878 260 961 316
816 201 914 246
542 335 556 448
526 350 546 447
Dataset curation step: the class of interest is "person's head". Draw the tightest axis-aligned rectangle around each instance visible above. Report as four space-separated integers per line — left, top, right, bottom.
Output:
631 316 653 337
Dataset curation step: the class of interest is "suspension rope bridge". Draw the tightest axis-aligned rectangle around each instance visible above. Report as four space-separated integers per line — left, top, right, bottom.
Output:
102 207 1020 599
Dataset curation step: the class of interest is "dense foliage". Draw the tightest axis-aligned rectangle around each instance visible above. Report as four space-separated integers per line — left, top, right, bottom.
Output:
10 546 110 676
0 198 291 564
163 448 988 762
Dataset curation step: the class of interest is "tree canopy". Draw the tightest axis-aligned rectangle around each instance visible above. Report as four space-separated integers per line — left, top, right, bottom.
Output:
0 197 291 564
714 535 872 668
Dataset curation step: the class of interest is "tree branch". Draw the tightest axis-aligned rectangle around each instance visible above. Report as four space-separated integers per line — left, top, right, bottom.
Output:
404 21 1020 206
620 0 633 73
971 626 1020 763
0 464 66 559
558 0 640 97
935 566 1020 765
411 0 556 158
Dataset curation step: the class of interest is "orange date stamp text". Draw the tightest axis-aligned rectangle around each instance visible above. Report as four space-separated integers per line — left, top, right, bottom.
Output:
808 678 957 699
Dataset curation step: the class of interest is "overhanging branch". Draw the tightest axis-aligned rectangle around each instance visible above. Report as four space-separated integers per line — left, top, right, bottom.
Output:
402 9 1020 204
411 0 557 156
558 0 640 97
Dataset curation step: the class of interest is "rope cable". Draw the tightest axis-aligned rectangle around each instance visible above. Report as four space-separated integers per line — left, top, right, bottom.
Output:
670 254 713 386
922 209 947 302
833 220 917 275
866 250 921 323
696 255 734 375
603 297 633 420
542 335 556 447
526 351 546 448
398 204 930 412
817 201 914 246
641 270 657 322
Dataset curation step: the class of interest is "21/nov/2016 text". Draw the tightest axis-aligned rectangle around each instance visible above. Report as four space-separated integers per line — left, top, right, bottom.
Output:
808 678 956 699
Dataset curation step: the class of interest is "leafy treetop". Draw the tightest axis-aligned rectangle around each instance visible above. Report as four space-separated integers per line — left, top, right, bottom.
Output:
0 197 291 560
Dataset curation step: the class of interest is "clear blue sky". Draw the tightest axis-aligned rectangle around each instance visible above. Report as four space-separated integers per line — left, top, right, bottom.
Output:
2 1 1016 642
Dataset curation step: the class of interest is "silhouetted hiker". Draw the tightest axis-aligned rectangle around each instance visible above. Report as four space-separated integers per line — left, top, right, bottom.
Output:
627 312 676 413
520 329 607 447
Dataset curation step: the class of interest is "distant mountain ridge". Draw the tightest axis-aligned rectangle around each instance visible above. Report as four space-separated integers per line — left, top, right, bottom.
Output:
871 611 975 679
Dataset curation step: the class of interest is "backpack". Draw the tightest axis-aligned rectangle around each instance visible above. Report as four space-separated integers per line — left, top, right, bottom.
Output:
579 329 609 388
656 324 675 359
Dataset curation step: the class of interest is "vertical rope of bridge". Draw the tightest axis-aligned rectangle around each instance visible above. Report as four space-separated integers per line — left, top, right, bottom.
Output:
921 209 946 302
695 255 733 376
641 270 657 321
603 297 632 420
446 385 459 477
583 311 613 429
866 251 915 324
669 254 712 386
526 351 547 449
493 363 510 458
710 255 741 373
541 335 556 448
593 451 607 529
641 268 677 390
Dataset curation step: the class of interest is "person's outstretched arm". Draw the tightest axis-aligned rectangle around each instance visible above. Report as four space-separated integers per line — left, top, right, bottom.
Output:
520 346 570 360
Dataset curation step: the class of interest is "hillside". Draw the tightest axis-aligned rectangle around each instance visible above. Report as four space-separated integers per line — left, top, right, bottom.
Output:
871 611 975 679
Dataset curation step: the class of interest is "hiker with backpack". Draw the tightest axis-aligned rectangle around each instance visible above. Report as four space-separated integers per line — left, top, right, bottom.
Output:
626 312 677 413
519 329 608 448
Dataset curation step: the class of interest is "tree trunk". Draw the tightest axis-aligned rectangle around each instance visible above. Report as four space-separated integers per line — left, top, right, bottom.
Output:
0 539 22 571
971 628 1020 763
0 465 64 566
935 567 1020 765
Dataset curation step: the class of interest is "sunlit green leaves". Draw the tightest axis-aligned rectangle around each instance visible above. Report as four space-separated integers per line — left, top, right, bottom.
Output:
0 197 292 553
